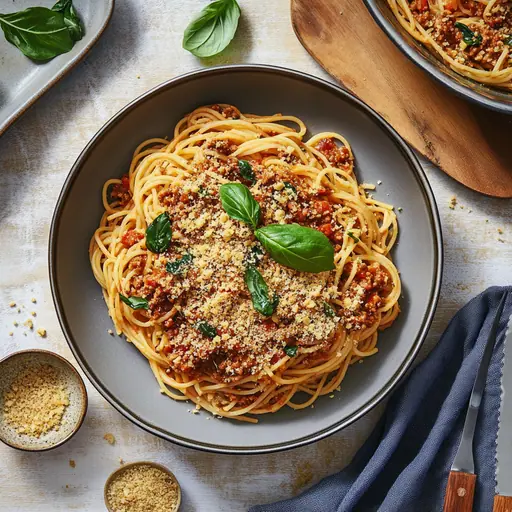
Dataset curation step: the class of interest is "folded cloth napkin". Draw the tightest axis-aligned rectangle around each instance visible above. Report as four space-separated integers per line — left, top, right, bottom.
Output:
251 287 512 512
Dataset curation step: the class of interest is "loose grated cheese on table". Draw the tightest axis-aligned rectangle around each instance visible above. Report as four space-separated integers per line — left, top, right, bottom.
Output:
106 464 179 512
2 363 70 437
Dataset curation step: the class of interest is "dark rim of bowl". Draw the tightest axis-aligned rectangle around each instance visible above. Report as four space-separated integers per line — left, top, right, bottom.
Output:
0 349 88 452
48 64 443 455
0 0 116 137
362 0 512 114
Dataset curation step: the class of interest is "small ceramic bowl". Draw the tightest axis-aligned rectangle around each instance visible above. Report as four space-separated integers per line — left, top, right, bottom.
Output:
104 461 182 512
0 349 87 451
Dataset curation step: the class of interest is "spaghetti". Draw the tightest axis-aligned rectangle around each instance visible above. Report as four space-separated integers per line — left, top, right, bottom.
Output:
387 0 512 89
90 104 401 423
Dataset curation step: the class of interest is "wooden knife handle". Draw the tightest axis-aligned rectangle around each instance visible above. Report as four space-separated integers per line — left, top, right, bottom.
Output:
443 471 477 512
494 495 512 512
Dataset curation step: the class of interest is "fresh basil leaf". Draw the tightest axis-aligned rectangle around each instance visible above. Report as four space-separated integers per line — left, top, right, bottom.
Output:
52 0 83 41
283 182 297 197
245 266 279 317
245 245 264 267
198 185 209 197
195 320 218 339
284 346 298 358
238 160 256 184
120 294 149 310
347 231 360 243
146 212 172 254
220 183 261 229
455 22 482 46
255 224 335 273
0 7 73 61
183 0 241 58
323 301 335 318
166 253 193 275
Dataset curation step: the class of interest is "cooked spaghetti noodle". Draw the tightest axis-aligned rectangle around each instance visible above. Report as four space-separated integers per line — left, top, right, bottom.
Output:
387 0 512 89
89 104 401 423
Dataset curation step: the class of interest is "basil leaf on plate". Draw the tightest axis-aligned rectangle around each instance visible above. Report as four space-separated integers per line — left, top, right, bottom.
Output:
120 294 149 310
166 253 193 275
455 22 482 46
183 0 241 58
283 182 297 197
245 265 279 317
255 224 335 273
284 346 298 358
220 183 261 229
505 35 512 47
244 245 264 267
323 301 335 318
238 160 256 184
195 320 218 339
0 7 74 61
52 0 83 41
347 231 360 243
146 212 172 254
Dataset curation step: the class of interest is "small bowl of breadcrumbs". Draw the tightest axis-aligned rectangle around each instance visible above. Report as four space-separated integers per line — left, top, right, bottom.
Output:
104 461 181 512
0 349 87 451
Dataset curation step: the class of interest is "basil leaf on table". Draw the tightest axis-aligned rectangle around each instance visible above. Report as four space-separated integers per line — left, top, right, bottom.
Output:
220 183 261 229
195 320 218 339
146 212 172 254
255 224 335 273
455 22 482 46
284 346 298 358
238 160 256 185
183 0 241 58
245 265 279 317
166 253 193 275
120 294 149 310
52 0 83 41
0 7 74 61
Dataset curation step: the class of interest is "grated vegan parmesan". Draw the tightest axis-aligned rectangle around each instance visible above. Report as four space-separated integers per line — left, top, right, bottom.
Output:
2 363 70 437
106 464 179 512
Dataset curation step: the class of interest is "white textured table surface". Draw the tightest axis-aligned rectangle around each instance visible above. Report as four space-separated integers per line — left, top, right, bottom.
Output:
0 1 511 511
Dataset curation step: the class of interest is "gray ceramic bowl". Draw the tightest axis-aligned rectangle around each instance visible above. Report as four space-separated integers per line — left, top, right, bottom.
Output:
363 0 512 114
49 65 442 454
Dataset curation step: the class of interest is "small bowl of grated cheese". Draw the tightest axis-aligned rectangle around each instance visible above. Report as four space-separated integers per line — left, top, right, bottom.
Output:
104 461 181 512
0 349 87 451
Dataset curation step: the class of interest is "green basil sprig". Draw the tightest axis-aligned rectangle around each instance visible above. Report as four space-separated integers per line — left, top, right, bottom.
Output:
52 0 83 41
255 224 335 273
146 212 172 254
245 266 279 317
120 294 149 310
238 160 256 185
284 346 298 358
323 301 335 318
283 182 298 197
195 320 218 339
0 1 83 61
455 22 482 46
183 0 241 58
166 253 193 275
220 183 260 229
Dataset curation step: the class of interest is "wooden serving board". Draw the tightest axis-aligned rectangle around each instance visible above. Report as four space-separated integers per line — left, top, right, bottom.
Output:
291 0 512 198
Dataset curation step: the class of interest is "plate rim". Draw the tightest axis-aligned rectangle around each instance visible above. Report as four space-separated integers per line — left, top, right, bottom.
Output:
0 0 116 137
362 0 512 114
48 64 443 454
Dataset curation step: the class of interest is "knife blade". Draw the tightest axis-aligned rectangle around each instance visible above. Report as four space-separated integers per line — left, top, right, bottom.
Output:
494 297 512 512
443 293 507 512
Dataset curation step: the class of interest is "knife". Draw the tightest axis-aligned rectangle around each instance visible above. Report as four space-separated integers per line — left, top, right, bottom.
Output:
495 297 512 512
443 293 508 512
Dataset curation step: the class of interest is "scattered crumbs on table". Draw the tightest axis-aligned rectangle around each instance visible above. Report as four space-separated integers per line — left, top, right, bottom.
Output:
191 409 199 415
377 180 382 185
30 311 36 317
105 464 179 512
310 405 314 409
329 395 335 399
104 433 116 445
13 321 18 327
359 359 364 364
24 319 33 329
8 301 16 307
136 75 141 79
36 328 47 338
2 363 70 437
8 332 13 336
69 459 76 468
65 485 69 489
107 329 114 336
31 298 37 303
397 207 403 212
449 195 457 209
23 333 27 337
206 417 210 420
460 205 464 210
336 386 341 392
119 458 125 465
468 209 472 213
361 183 376 190
497 228 504 234
498 238 505 243
486 219 489 223
17 308 21 313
